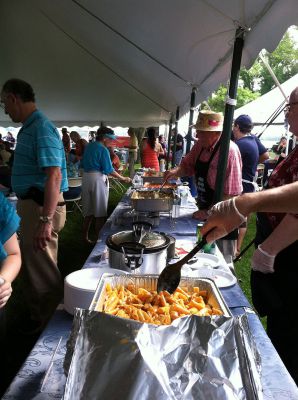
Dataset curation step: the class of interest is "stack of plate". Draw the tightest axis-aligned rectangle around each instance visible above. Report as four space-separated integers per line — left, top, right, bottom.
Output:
64 267 127 315
188 253 220 269
182 253 237 288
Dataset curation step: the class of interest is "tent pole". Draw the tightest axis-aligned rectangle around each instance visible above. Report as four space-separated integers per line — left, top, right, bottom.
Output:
214 27 245 203
259 52 288 101
171 107 180 167
186 87 197 154
166 114 173 170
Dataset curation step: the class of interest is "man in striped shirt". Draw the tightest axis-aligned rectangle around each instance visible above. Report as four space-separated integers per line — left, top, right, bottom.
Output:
1 78 68 333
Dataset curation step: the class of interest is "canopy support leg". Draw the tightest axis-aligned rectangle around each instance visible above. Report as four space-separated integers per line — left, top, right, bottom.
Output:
214 27 245 203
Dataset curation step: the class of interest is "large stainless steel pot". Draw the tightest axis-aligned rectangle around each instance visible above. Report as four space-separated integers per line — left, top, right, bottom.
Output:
106 222 170 274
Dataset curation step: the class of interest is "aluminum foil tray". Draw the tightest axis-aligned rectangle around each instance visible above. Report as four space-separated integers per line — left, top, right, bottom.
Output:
143 182 176 189
142 172 164 184
130 190 174 212
89 274 231 318
142 175 164 184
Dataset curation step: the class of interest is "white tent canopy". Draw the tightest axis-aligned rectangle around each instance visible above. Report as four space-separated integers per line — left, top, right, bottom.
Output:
234 73 298 144
0 0 297 127
235 73 298 126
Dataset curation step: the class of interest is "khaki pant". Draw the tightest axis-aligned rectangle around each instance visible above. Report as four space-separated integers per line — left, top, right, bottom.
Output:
128 150 137 179
17 196 66 327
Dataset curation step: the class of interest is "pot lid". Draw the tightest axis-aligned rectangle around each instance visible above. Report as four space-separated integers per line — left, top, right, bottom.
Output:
107 230 169 252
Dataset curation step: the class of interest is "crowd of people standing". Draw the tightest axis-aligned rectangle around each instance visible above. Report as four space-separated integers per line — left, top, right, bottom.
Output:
0 75 298 391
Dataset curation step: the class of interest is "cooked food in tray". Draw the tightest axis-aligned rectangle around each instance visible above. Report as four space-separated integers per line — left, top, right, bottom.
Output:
97 283 223 325
131 190 173 200
143 171 164 177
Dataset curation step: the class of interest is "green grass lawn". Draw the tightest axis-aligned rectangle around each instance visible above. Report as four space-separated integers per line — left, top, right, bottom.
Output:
234 214 256 304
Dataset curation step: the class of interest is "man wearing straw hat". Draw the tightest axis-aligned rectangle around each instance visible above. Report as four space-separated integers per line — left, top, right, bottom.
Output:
164 109 242 263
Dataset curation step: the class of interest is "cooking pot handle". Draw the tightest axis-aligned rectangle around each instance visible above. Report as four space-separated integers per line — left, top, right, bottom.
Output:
121 241 146 271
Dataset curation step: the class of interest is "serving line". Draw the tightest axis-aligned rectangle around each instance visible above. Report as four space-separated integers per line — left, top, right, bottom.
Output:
3 188 298 399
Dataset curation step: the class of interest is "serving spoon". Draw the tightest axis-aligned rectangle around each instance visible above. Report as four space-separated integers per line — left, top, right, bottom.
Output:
157 235 208 293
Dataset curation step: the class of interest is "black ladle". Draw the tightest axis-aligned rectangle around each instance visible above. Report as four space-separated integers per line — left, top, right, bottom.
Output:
157 236 207 293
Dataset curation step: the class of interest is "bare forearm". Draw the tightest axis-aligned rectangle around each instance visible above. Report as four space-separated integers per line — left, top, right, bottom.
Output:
164 165 186 180
236 182 298 216
1 234 21 283
43 167 62 218
258 152 269 163
260 214 298 256
109 171 130 183
110 171 123 180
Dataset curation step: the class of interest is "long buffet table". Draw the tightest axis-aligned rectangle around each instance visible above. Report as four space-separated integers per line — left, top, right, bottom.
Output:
3 190 298 399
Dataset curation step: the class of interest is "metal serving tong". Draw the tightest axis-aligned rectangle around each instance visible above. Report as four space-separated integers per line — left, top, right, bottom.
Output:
132 221 152 243
158 180 167 192
157 235 207 293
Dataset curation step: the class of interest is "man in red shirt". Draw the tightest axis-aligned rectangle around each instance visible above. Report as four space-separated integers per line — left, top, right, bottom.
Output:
164 110 242 263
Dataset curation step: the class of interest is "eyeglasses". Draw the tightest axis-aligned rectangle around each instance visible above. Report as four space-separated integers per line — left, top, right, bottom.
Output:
284 101 298 113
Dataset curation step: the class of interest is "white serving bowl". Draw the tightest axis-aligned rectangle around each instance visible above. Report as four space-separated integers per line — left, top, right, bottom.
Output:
64 267 127 315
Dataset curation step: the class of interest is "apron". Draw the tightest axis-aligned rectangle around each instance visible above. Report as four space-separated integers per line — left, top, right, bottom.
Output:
195 140 221 210
195 140 238 240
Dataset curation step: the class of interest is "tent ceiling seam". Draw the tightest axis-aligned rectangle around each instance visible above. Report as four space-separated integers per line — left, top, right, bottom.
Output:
40 9 171 114
71 0 191 86
200 0 235 23
248 0 277 32
220 2 277 93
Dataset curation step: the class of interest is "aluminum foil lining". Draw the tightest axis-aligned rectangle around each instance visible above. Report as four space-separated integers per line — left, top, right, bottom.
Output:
63 311 262 400
90 274 231 318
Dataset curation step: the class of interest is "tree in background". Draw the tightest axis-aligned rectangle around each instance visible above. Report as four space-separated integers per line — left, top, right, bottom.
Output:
207 85 259 113
207 27 298 113
259 30 298 94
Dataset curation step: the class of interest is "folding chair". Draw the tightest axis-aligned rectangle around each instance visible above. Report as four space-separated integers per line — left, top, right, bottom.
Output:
64 177 83 213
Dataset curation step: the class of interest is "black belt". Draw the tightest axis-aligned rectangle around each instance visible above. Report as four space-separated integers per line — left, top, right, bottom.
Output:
19 198 66 207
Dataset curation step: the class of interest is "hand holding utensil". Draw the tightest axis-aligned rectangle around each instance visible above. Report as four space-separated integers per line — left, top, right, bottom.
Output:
157 236 208 293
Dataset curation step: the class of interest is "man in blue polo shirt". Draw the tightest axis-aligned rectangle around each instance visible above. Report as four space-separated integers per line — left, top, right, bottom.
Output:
233 114 269 256
0 78 68 332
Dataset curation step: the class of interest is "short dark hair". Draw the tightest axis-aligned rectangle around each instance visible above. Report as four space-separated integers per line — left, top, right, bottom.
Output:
2 78 35 102
234 114 253 134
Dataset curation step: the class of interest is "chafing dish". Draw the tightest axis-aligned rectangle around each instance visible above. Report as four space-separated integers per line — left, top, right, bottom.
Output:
130 189 174 212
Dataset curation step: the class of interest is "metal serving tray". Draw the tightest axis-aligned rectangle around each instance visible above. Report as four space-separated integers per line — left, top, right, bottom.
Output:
89 274 231 318
142 172 164 184
130 190 174 212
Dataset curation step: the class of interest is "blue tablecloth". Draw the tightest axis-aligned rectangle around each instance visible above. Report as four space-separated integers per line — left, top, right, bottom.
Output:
4 191 298 399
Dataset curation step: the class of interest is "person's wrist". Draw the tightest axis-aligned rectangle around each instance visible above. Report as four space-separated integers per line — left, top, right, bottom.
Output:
258 243 276 257
39 215 53 224
235 196 249 218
